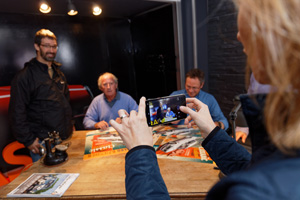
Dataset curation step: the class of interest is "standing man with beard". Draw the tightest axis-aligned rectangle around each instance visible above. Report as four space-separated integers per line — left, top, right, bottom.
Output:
9 29 73 162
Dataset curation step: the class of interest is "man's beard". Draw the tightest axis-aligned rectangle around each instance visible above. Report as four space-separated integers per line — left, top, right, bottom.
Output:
40 49 56 62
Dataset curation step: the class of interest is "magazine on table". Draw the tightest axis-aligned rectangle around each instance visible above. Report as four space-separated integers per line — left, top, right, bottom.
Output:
83 125 212 163
83 127 128 160
7 173 79 198
152 125 213 164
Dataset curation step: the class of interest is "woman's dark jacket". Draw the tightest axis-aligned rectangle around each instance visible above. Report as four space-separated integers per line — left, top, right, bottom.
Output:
124 94 300 200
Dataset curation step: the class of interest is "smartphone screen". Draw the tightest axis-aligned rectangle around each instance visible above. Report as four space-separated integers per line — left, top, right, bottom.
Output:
145 94 187 126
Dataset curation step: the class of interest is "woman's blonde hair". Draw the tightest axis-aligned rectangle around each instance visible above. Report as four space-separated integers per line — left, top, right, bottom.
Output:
234 0 300 153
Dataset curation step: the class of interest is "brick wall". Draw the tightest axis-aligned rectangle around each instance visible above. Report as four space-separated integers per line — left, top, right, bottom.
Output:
207 0 247 122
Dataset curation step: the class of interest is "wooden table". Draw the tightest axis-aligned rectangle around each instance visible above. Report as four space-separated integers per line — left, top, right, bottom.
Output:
0 130 220 200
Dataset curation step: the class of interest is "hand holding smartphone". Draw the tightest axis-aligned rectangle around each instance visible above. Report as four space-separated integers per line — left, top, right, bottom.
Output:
145 94 187 126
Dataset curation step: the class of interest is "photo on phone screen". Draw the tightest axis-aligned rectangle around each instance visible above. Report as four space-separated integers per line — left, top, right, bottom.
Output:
146 94 187 126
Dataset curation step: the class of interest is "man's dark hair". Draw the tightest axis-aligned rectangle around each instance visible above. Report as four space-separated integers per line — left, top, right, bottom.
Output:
34 29 57 45
185 69 205 83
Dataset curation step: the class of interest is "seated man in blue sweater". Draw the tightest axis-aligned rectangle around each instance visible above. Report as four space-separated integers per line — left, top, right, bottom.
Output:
83 72 138 130
170 68 228 130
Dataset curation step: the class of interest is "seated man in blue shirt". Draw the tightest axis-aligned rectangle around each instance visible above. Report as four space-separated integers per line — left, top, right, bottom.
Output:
165 107 175 118
170 69 228 130
83 72 138 130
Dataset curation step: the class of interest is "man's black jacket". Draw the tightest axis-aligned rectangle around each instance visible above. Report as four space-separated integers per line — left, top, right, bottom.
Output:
9 58 73 147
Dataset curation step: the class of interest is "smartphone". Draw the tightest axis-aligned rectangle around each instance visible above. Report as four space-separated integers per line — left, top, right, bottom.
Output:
146 94 187 126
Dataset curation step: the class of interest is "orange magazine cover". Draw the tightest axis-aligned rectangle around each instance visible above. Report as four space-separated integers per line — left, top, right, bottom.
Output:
83 127 128 160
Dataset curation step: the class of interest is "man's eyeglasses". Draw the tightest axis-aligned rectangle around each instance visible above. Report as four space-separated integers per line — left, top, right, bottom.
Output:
40 44 58 50
186 85 200 90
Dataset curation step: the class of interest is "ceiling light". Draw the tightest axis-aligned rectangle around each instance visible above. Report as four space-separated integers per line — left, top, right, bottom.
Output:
92 6 102 16
67 0 78 16
68 9 78 16
39 0 51 14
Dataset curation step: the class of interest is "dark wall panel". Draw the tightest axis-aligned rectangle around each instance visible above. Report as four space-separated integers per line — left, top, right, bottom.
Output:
0 13 136 99
105 19 138 100
207 0 247 119
181 0 194 74
131 5 177 99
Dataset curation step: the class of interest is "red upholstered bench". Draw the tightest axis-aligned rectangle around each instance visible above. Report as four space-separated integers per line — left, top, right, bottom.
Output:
0 85 93 186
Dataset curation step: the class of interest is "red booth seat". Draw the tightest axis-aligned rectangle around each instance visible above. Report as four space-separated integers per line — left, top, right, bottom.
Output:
0 85 93 186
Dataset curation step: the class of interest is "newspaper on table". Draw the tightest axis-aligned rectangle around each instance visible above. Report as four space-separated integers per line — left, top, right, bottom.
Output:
7 173 79 198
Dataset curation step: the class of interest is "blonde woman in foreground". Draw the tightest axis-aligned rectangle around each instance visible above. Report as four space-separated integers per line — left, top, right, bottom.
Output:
110 0 300 199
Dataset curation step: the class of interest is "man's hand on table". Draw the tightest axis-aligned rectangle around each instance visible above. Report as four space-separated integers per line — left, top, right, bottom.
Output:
28 137 40 154
94 121 109 130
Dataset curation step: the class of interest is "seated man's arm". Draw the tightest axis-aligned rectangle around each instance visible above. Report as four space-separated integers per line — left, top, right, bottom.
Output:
127 96 139 112
170 111 175 117
83 98 105 129
208 97 229 130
